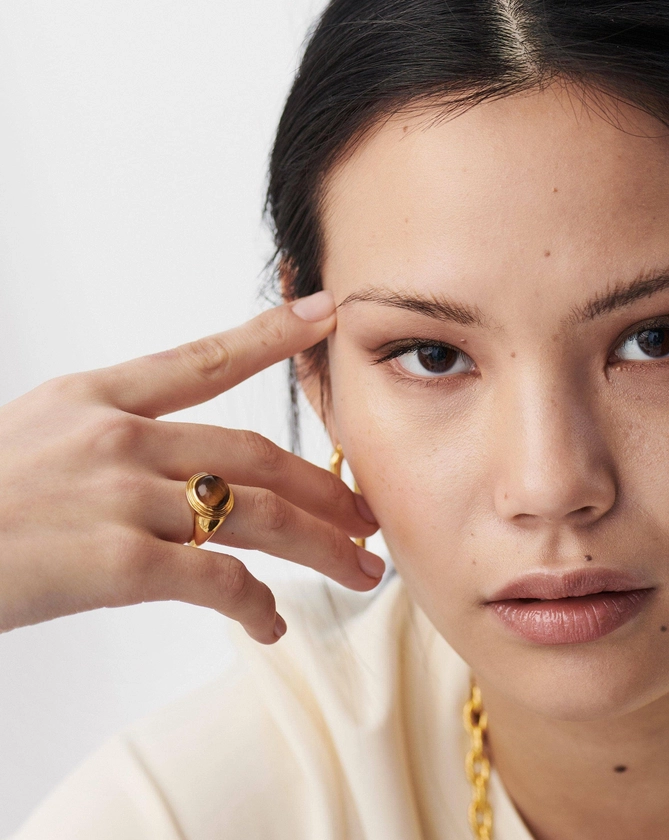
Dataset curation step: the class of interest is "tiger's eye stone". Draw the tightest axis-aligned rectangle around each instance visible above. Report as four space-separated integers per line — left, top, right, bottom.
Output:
195 475 230 509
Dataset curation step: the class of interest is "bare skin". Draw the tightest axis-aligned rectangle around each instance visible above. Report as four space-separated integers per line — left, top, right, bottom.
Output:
303 82 669 838
0 291 383 645
6 78 669 838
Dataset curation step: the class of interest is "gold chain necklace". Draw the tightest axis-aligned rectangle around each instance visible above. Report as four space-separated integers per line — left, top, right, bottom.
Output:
463 681 493 839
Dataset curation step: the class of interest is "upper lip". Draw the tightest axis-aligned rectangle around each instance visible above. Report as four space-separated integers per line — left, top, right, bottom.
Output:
485 567 654 602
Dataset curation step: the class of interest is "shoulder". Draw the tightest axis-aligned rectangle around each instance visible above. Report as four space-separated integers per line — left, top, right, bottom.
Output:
10 574 410 840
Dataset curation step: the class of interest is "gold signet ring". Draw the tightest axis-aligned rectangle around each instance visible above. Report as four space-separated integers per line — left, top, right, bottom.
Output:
185 473 235 547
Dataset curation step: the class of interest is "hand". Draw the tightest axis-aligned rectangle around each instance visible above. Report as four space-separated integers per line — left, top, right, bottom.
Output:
0 290 383 644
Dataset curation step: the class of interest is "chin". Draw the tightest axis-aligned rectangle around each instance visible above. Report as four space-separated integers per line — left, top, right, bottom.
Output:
477 636 669 722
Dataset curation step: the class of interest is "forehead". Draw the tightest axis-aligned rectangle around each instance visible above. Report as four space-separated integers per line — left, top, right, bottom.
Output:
320 84 669 311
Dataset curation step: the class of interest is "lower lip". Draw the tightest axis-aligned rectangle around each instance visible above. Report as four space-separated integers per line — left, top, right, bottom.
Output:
488 589 654 645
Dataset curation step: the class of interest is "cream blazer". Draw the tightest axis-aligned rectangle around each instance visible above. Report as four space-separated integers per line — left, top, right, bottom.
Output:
9 573 535 840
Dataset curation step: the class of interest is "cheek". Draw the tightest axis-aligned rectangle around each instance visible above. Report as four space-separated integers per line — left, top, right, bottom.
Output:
330 355 486 612
328 340 669 716
604 376 669 515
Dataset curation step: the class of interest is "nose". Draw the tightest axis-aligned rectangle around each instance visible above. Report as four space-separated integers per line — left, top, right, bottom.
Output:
492 369 617 528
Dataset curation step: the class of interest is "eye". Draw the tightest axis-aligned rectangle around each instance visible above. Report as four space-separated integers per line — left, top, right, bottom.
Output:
394 343 475 378
615 321 669 362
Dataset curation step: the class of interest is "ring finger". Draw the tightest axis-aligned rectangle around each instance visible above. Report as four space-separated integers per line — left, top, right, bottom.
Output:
150 479 386 591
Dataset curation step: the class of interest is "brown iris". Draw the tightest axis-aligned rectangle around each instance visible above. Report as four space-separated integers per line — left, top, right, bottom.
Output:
417 345 459 373
638 328 669 358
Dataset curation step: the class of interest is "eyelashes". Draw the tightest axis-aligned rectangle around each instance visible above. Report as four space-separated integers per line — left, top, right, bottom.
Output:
371 318 669 383
373 340 474 378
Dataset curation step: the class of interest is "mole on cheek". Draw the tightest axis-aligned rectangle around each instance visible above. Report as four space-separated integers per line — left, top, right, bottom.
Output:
544 250 551 257
584 555 592 562
661 626 667 632
614 765 628 773
510 352 516 358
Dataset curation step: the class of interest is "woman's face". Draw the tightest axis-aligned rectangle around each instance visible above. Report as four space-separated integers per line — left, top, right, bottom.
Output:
315 82 669 721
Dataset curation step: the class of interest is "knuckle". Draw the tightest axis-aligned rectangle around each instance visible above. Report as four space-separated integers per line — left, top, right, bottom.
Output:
253 312 289 349
253 489 290 533
38 372 90 403
104 527 157 599
179 335 232 381
85 411 147 459
247 582 277 625
240 430 283 474
324 470 350 510
218 556 251 605
325 522 353 563
106 468 154 507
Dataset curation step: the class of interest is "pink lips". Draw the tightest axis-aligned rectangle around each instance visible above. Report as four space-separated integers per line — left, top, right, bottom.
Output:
485 568 655 645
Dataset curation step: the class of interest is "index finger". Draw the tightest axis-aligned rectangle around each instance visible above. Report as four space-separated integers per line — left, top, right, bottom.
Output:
98 291 335 417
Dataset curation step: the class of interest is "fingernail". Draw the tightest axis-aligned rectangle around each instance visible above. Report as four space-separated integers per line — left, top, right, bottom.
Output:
291 290 335 322
354 494 378 525
356 546 386 579
274 614 287 638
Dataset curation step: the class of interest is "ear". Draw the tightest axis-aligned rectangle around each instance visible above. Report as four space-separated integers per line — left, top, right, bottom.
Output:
278 253 297 302
279 257 337 442
294 351 328 427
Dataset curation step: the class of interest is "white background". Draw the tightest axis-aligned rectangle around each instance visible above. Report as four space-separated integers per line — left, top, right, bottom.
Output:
0 1 392 833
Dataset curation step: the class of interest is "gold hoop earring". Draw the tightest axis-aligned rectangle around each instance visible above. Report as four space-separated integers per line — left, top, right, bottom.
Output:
329 444 366 549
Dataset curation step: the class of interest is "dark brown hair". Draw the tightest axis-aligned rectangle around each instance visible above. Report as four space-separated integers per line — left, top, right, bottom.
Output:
263 0 669 452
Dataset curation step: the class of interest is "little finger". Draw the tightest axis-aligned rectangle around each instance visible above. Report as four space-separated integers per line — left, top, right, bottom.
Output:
140 540 286 645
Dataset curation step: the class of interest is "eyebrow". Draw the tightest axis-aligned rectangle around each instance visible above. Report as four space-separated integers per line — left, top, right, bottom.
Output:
338 267 669 329
566 267 669 325
338 288 488 327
